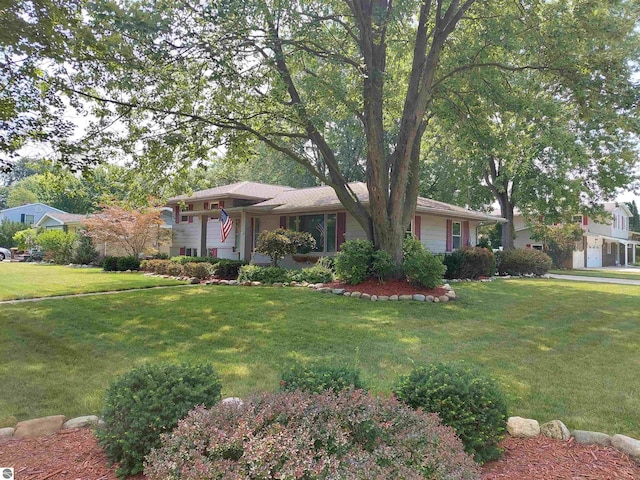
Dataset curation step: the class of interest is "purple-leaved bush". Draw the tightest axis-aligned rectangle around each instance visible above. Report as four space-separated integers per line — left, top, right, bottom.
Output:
145 389 480 480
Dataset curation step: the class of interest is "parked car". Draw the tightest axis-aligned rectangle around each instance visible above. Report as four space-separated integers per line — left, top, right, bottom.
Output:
0 247 10 261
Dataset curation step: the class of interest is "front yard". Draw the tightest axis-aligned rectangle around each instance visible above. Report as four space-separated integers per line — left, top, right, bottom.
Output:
0 276 638 439
0 263 186 301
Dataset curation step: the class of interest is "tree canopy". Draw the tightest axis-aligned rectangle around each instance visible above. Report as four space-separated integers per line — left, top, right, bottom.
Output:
4 0 639 260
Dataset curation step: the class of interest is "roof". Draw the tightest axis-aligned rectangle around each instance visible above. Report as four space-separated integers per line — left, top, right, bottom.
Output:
603 202 632 216
167 181 295 203
35 212 91 227
251 182 503 221
0 203 67 215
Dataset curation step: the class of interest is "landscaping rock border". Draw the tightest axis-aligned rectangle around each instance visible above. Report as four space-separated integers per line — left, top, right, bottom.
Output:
506 416 640 464
145 273 459 304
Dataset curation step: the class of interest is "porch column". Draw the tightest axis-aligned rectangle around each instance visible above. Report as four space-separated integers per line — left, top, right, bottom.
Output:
239 211 252 262
200 215 208 257
633 244 637 264
625 243 628 266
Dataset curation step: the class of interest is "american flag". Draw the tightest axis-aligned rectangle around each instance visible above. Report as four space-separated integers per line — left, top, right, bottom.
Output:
220 208 233 242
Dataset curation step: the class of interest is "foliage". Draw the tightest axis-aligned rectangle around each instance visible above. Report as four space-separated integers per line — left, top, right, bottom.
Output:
280 363 367 394
496 248 552 276
0 220 28 248
295 263 334 284
97 363 222 478
170 255 217 265
255 228 315 267
237 265 290 284
402 243 446 289
145 390 479 480
458 247 495 279
531 223 584 268
394 362 508 464
85 203 170 258
627 201 640 232
334 239 374 285
36 230 77 264
166 262 185 277
371 249 396 282
116 256 141 271
72 229 99 265
141 259 171 275
212 259 246 280
12 228 40 251
102 256 119 272
442 250 465 280
183 262 213 279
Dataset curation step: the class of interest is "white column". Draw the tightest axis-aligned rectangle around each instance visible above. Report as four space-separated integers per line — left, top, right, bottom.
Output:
625 243 628 266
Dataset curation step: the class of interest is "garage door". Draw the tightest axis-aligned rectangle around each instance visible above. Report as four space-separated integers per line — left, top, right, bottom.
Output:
586 243 602 268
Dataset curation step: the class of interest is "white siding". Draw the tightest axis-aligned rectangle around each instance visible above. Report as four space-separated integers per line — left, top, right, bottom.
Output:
420 215 447 253
345 214 367 241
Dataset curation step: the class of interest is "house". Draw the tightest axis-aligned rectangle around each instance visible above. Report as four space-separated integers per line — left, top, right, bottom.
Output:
35 209 174 257
166 181 504 264
0 203 67 226
513 202 639 268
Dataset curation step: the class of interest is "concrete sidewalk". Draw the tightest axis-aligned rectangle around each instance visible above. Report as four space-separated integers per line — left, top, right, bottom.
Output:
547 274 640 286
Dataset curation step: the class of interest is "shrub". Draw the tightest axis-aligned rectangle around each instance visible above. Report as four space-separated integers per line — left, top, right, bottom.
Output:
183 262 213 279
116 256 141 271
36 229 77 264
443 249 465 279
97 363 222 478
166 262 185 277
496 248 552 276
402 244 446 288
334 239 374 285
170 255 216 265
151 252 170 260
72 230 99 265
13 227 40 251
280 363 367 393
103 256 119 272
145 390 479 480
237 265 291 284
141 259 171 274
371 249 396 282
255 228 316 266
315 255 335 271
459 247 495 279
296 263 334 284
212 259 246 279
0 220 29 249
394 362 508 464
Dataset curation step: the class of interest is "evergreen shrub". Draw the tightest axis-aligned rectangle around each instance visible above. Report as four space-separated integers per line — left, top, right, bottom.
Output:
334 239 374 285
394 362 508 464
402 238 445 288
280 363 367 393
183 262 213 279
97 363 222 478
237 265 290 284
116 256 141 271
496 248 552 276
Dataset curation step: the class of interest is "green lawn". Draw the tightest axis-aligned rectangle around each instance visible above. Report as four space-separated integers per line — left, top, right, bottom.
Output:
1 279 639 439
550 268 640 281
0 263 186 301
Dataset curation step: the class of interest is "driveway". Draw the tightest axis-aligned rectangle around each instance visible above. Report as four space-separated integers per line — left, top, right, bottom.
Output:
547 273 640 286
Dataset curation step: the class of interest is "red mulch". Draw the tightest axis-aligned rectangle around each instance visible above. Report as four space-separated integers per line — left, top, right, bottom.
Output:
2 429 639 479
324 278 448 298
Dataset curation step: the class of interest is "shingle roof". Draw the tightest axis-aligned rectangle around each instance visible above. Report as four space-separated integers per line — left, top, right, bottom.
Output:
167 181 295 203
36 213 90 226
252 182 503 221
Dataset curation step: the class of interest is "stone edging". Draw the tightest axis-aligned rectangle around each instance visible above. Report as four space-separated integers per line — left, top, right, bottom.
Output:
0 415 101 441
146 273 458 303
507 416 640 464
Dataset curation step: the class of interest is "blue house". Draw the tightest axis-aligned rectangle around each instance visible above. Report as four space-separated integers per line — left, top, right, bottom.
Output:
0 203 67 226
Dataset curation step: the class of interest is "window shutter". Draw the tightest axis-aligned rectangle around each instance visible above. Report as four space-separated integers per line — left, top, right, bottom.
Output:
188 204 193 223
279 216 287 229
414 215 421 240
446 219 453 252
337 212 347 250
174 206 180 224
179 247 185 255
583 215 588 226
209 247 218 258
219 200 225 208
204 202 209 210
20 214 25 223
462 220 470 246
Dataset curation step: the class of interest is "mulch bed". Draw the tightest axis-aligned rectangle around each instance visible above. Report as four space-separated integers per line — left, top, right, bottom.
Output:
2 429 639 479
324 278 448 297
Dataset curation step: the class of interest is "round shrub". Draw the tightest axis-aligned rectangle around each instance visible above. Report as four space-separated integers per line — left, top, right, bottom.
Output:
297 263 334 283
183 261 213 279
166 261 185 277
212 259 247 279
394 362 508 464
459 247 495 279
496 248 552 276
371 249 396 282
103 256 119 272
96 363 222 477
334 239 374 285
145 390 480 480
280 363 367 393
237 265 291 284
402 246 446 288
116 256 141 271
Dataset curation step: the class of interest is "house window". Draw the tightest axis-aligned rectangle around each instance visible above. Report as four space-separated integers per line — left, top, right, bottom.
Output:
252 218 261 251
181 206 189 223
287 214 336 253
185 248 198 257
607 242 612 255
572 215 583 225
452 221 461 250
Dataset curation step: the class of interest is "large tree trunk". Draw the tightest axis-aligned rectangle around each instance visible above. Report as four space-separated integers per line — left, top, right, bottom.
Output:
499 199 515 251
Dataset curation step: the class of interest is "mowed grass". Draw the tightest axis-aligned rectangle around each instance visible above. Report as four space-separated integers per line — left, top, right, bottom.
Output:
550 268 640 281
0 279 639 439
0 262 186 301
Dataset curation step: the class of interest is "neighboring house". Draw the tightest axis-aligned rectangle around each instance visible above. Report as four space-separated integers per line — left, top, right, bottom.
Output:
513 202 639 268
0 203 67 226
166 181 504 265
35 209 174 257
